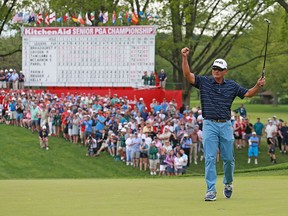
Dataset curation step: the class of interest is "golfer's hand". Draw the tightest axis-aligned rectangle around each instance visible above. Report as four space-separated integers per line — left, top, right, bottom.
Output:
257 76 266 87
181 47 190 57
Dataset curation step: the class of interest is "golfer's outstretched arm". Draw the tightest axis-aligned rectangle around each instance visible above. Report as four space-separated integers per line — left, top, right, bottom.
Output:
181 47 195 85
244 77 266 97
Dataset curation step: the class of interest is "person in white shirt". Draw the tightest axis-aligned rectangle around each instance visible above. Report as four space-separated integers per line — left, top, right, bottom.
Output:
125 134 134 166
265 120 277 148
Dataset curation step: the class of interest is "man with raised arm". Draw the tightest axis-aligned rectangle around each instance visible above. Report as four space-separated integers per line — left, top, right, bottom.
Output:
181 47 265 201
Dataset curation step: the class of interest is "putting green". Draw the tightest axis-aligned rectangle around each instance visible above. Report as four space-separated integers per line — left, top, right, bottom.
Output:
0 176 286 216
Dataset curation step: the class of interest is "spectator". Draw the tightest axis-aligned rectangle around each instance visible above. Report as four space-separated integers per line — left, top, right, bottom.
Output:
0 70 6 89
180 133 192 166
174 152 184 175
159 69 167 89
53 109 62 137
18 71 25 89
180 149 188 174
125 134 134 166
253 117 264 146
6 69 12 89
39 125 49 150
165 149 175 176
268 132 278 164
142 71 150 86
72 113 80 144
244 118 253 146
279 121 288 155
234 104 247 118
9 97 17 125
190 129 199 165
30 102 39 133
15 98 24 127
11 69 19 90
139 138 149 171
265 120 277 151
158 148 167 176
248 132 259 164
149 141 158 175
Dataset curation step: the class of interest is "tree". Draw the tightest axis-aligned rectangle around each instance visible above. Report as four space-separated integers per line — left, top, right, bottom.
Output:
276 0 288 13
155 0 277 104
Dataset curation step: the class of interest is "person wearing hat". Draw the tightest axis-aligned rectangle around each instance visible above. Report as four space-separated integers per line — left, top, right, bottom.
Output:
182 47 266 201
248 132 259 164
11 69 19 90
159 69 167 89
39 125 49 150
265 120 277 149
9 97 17 125
148 141 158 175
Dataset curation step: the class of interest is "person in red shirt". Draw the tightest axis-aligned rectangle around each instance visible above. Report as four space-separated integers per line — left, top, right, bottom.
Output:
61 107 69 140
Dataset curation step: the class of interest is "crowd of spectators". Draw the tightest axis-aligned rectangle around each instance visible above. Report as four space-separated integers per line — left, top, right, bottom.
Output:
0 69 25 90
0 88 287 175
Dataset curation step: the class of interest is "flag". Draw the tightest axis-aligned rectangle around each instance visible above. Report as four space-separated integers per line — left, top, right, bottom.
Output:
36 13 43 25
78 12 85 25
45 13 50 25
126 12 131 23
49 12 56 23
118 12 123 21
12 12 23 22
112 11 116 25
132 12 138 24
90 11 95 21
28 13 35 23
146 12 152 20
71 15 78 23
99 11 103 22
103 12 108 24
56 17 63 23
63 13 69 22
22 12 30 23
85 12 92 26
139 11 145 19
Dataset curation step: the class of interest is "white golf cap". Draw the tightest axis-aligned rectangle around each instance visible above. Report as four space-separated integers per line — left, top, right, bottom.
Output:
42 126 46 129
212 59 228 69
252 132 256 135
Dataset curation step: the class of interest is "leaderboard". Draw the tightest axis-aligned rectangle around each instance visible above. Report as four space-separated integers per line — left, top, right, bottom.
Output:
22 26 156 87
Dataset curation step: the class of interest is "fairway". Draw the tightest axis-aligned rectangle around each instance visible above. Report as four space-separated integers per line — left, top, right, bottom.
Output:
0 176 287 216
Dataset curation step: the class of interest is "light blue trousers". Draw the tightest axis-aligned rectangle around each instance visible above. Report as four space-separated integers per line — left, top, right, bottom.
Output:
202 120 235 192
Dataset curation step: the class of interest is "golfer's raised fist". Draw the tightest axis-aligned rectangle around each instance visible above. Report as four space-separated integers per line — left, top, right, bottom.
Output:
181 47 190 57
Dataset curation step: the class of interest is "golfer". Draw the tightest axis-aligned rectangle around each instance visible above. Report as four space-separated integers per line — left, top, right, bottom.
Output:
181 47 265 201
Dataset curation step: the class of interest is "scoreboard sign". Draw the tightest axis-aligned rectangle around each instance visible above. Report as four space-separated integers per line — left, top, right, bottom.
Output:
22 26 156 87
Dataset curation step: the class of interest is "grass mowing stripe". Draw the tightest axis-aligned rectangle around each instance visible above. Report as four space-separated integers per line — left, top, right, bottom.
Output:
0 177 287 216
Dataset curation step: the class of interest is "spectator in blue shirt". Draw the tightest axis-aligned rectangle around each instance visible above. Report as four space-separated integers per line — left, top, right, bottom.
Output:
248 132 259 164
82 115 93 143
182 47 266 201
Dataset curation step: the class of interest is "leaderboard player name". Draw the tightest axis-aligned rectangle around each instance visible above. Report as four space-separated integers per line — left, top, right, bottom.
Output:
23 26 155 36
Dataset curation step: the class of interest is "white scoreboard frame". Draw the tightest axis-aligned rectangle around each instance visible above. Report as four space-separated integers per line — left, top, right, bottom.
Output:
22 26 156 88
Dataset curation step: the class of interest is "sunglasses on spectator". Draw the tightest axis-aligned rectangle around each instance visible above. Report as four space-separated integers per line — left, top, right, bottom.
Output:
212 66 225 71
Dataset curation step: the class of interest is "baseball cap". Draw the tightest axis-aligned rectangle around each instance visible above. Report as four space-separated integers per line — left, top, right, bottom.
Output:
252 132 256 135
212 59 227 69
42 126 47 130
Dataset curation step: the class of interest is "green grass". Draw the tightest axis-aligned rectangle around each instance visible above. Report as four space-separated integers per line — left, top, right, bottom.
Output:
190 98 288 123
1 120 288 179
1 177 288 216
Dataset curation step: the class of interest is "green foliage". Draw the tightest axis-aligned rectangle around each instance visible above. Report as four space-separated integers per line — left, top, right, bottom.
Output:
0 34 22 70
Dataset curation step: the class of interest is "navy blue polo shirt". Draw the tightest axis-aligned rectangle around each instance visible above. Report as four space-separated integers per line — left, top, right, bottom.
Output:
193 75 248 120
